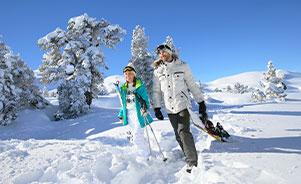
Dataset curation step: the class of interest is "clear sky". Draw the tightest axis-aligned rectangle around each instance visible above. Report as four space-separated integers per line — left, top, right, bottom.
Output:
1 0 300 82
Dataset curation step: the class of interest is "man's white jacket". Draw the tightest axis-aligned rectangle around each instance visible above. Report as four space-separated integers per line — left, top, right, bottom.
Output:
152 59 204 114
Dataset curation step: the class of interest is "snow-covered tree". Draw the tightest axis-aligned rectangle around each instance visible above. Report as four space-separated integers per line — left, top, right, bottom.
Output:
98 83 108 96
38 13 126 119
0 36 18 125
43 86 49 97
260 61 286 101
215 83 252 94
50 91 57 98
129 25 154 100
233 83 250 94
6 52 48 109
164 36 180 55
0 35 47 125
251 89 266 102
55 79 88 120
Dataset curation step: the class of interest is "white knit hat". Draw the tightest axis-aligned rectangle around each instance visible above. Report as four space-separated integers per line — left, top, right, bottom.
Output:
123 62 136 76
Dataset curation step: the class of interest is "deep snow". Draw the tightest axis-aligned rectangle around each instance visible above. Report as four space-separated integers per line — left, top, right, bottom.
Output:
1 71 300 184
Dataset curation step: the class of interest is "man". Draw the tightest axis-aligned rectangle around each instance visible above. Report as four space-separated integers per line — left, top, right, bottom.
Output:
152 44 207 173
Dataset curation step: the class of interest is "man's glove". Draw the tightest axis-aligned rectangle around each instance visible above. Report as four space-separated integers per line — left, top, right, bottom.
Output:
154 108 164 120
198 101 207 122
199 112 208 124
140 109 147 117
198 101 207 114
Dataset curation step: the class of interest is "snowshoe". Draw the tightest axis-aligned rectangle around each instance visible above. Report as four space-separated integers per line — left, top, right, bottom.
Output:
215 122 230 139
204 120 216 134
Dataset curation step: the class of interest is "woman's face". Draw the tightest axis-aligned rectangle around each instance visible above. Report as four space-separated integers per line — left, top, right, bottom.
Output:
124 71 135 83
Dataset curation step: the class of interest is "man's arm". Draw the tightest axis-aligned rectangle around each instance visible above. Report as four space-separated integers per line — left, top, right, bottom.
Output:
184 63 204 103
152 71 162 108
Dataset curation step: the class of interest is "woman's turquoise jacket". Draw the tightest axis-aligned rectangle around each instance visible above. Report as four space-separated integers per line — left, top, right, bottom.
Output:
118 78 153 128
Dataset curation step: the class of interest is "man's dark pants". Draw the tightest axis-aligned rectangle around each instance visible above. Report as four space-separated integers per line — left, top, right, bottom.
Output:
168 109 198 166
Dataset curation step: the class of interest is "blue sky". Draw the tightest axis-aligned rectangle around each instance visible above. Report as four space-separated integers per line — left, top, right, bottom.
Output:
1 0 300 82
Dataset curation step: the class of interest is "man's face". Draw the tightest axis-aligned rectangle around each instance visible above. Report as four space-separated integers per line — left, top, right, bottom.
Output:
159 50 172 62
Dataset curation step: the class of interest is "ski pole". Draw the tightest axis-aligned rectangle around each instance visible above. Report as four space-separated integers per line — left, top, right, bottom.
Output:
143 117 152 156
145 115 167 162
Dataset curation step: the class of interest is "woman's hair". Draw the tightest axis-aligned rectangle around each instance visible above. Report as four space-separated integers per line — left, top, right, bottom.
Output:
126 76 136 88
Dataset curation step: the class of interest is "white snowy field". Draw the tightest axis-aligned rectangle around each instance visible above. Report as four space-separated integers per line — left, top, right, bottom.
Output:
1 71 301 184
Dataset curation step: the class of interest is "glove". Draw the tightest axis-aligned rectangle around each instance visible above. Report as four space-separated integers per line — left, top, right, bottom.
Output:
118 116 124 124
140 108 147 117
199 112 208 124
154 108 164 120
198 101 207 122
198 101 207 114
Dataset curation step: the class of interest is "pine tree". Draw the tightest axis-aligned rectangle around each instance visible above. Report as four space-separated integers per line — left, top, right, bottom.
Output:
260 61 287 101
164 36 180 55
0 35 48 125
38 13 125 119
251 89 266 102
43 86 49 97
0 36 18 125
55 79 88 120
129 25 154 100
6 52 48 109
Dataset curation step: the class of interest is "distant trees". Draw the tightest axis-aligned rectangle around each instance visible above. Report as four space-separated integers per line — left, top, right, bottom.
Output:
213 60 287 103
0 35 48 125
38 13 125 120
129 25 154 100
260 61 287 101
214 83 254 94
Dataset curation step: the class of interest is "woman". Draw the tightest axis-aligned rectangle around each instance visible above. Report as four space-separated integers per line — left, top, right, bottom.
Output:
118 63 153 159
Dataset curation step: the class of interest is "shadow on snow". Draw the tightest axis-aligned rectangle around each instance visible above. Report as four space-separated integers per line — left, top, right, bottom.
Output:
203 135 301 154
230 110 301 116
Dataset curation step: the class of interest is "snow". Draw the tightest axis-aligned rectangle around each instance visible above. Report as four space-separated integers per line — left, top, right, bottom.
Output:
1 71 301 184
65 64 74 75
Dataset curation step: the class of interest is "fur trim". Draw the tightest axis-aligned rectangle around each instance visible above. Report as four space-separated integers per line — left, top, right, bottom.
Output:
153 54 179 68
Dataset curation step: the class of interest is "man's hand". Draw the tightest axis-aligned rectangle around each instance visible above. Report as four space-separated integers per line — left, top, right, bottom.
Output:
154 108 164 120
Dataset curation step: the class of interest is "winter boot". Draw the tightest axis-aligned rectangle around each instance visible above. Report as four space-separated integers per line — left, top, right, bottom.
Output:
186 163 197 173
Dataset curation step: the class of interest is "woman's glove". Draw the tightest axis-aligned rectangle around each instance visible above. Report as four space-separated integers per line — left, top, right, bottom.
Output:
118 116 123 124
140 109 147 117
154 108 164 120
